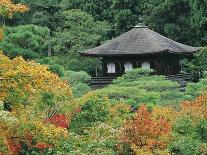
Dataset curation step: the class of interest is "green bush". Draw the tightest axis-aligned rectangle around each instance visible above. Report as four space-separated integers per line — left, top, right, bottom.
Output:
52 130 119 155
168 117 207 155
63 70 91 85
70 96 110 134
37 57 64 77
62 70 91 98
95 68 183 107
113 68 154 83
185 76 207 100
96 86 160 107
71 82 91 98
53 56 102 76
183 47 207 75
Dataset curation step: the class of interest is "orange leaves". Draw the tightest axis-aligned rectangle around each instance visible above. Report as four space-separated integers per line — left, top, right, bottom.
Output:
120 92 207 154
180 94 207 121
0 0 28 18
120 105 172 153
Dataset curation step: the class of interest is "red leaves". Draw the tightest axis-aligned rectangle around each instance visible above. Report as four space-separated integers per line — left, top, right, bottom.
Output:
7 139 21 155
34 143 52 149
46 114 69 129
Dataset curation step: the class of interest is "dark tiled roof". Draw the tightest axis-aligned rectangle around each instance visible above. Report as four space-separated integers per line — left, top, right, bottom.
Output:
80 25 201 56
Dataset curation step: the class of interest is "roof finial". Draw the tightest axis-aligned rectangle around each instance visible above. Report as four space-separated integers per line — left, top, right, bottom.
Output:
134 23 148 28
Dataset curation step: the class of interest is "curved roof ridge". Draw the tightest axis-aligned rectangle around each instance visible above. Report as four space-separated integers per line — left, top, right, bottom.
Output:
147 28 200 53
143 28 166 52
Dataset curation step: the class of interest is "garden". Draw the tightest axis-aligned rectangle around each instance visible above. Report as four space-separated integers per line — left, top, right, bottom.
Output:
0 0 207 155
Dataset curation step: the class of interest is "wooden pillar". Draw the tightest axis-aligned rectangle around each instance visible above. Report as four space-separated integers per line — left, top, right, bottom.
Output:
119 61 122 75
136 61 139 68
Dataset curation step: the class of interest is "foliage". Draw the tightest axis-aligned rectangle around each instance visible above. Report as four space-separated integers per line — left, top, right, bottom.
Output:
61 93 130 154
0 27 3 41
96 68 183 107
10 0 206 47
0 53 76 154
0 0 28 42
58 0 207 46
46 114 69 128
60 0 142 35
184 47 207 74
51 9 110 55
70 82 91 98
113 68 154 83
0 53 73 109
0 24 50 59
70 94 110 134
119 105 172 154
62 70 91 98
53 55 102 75
168 118 207 155
119 92 207 154
0 0 28 18
53 127 120 155
37 57 64 77
141 0 207 46
185 72 207 99
168 94 207 155
50 9 109 74
63 70 91 85
0 1 207 154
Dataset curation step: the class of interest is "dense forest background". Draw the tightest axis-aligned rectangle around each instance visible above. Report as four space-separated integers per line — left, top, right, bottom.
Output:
1 0 207 75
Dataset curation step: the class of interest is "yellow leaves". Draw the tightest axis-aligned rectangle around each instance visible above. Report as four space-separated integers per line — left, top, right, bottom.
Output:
0 0 28 44
26 121 68 145
0 53 73 103
0 0 29 18
152 106 178 123
179 94 207 123
0 27 3 41
0 53 73 153
0 136 9 154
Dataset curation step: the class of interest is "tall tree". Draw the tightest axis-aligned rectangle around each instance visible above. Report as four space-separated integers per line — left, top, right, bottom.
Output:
5 0 60 31
0 24 50 59
141 0 206 46
60 0 142 35
50 9 110 74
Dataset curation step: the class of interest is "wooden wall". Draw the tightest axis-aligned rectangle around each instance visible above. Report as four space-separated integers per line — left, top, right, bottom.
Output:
101 53 192 76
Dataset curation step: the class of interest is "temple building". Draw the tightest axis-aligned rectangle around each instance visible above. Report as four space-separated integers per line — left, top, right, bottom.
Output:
80 24 200 77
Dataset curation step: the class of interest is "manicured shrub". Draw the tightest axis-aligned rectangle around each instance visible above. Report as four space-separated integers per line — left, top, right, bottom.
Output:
95 68 183 107
168 118 207 155
37 57 65 77
62 70 91 97
70 94 110 134
185 76 207 100
63 70 91 85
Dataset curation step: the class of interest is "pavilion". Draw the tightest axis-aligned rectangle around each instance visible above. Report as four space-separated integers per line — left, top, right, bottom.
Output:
80 24 200 77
